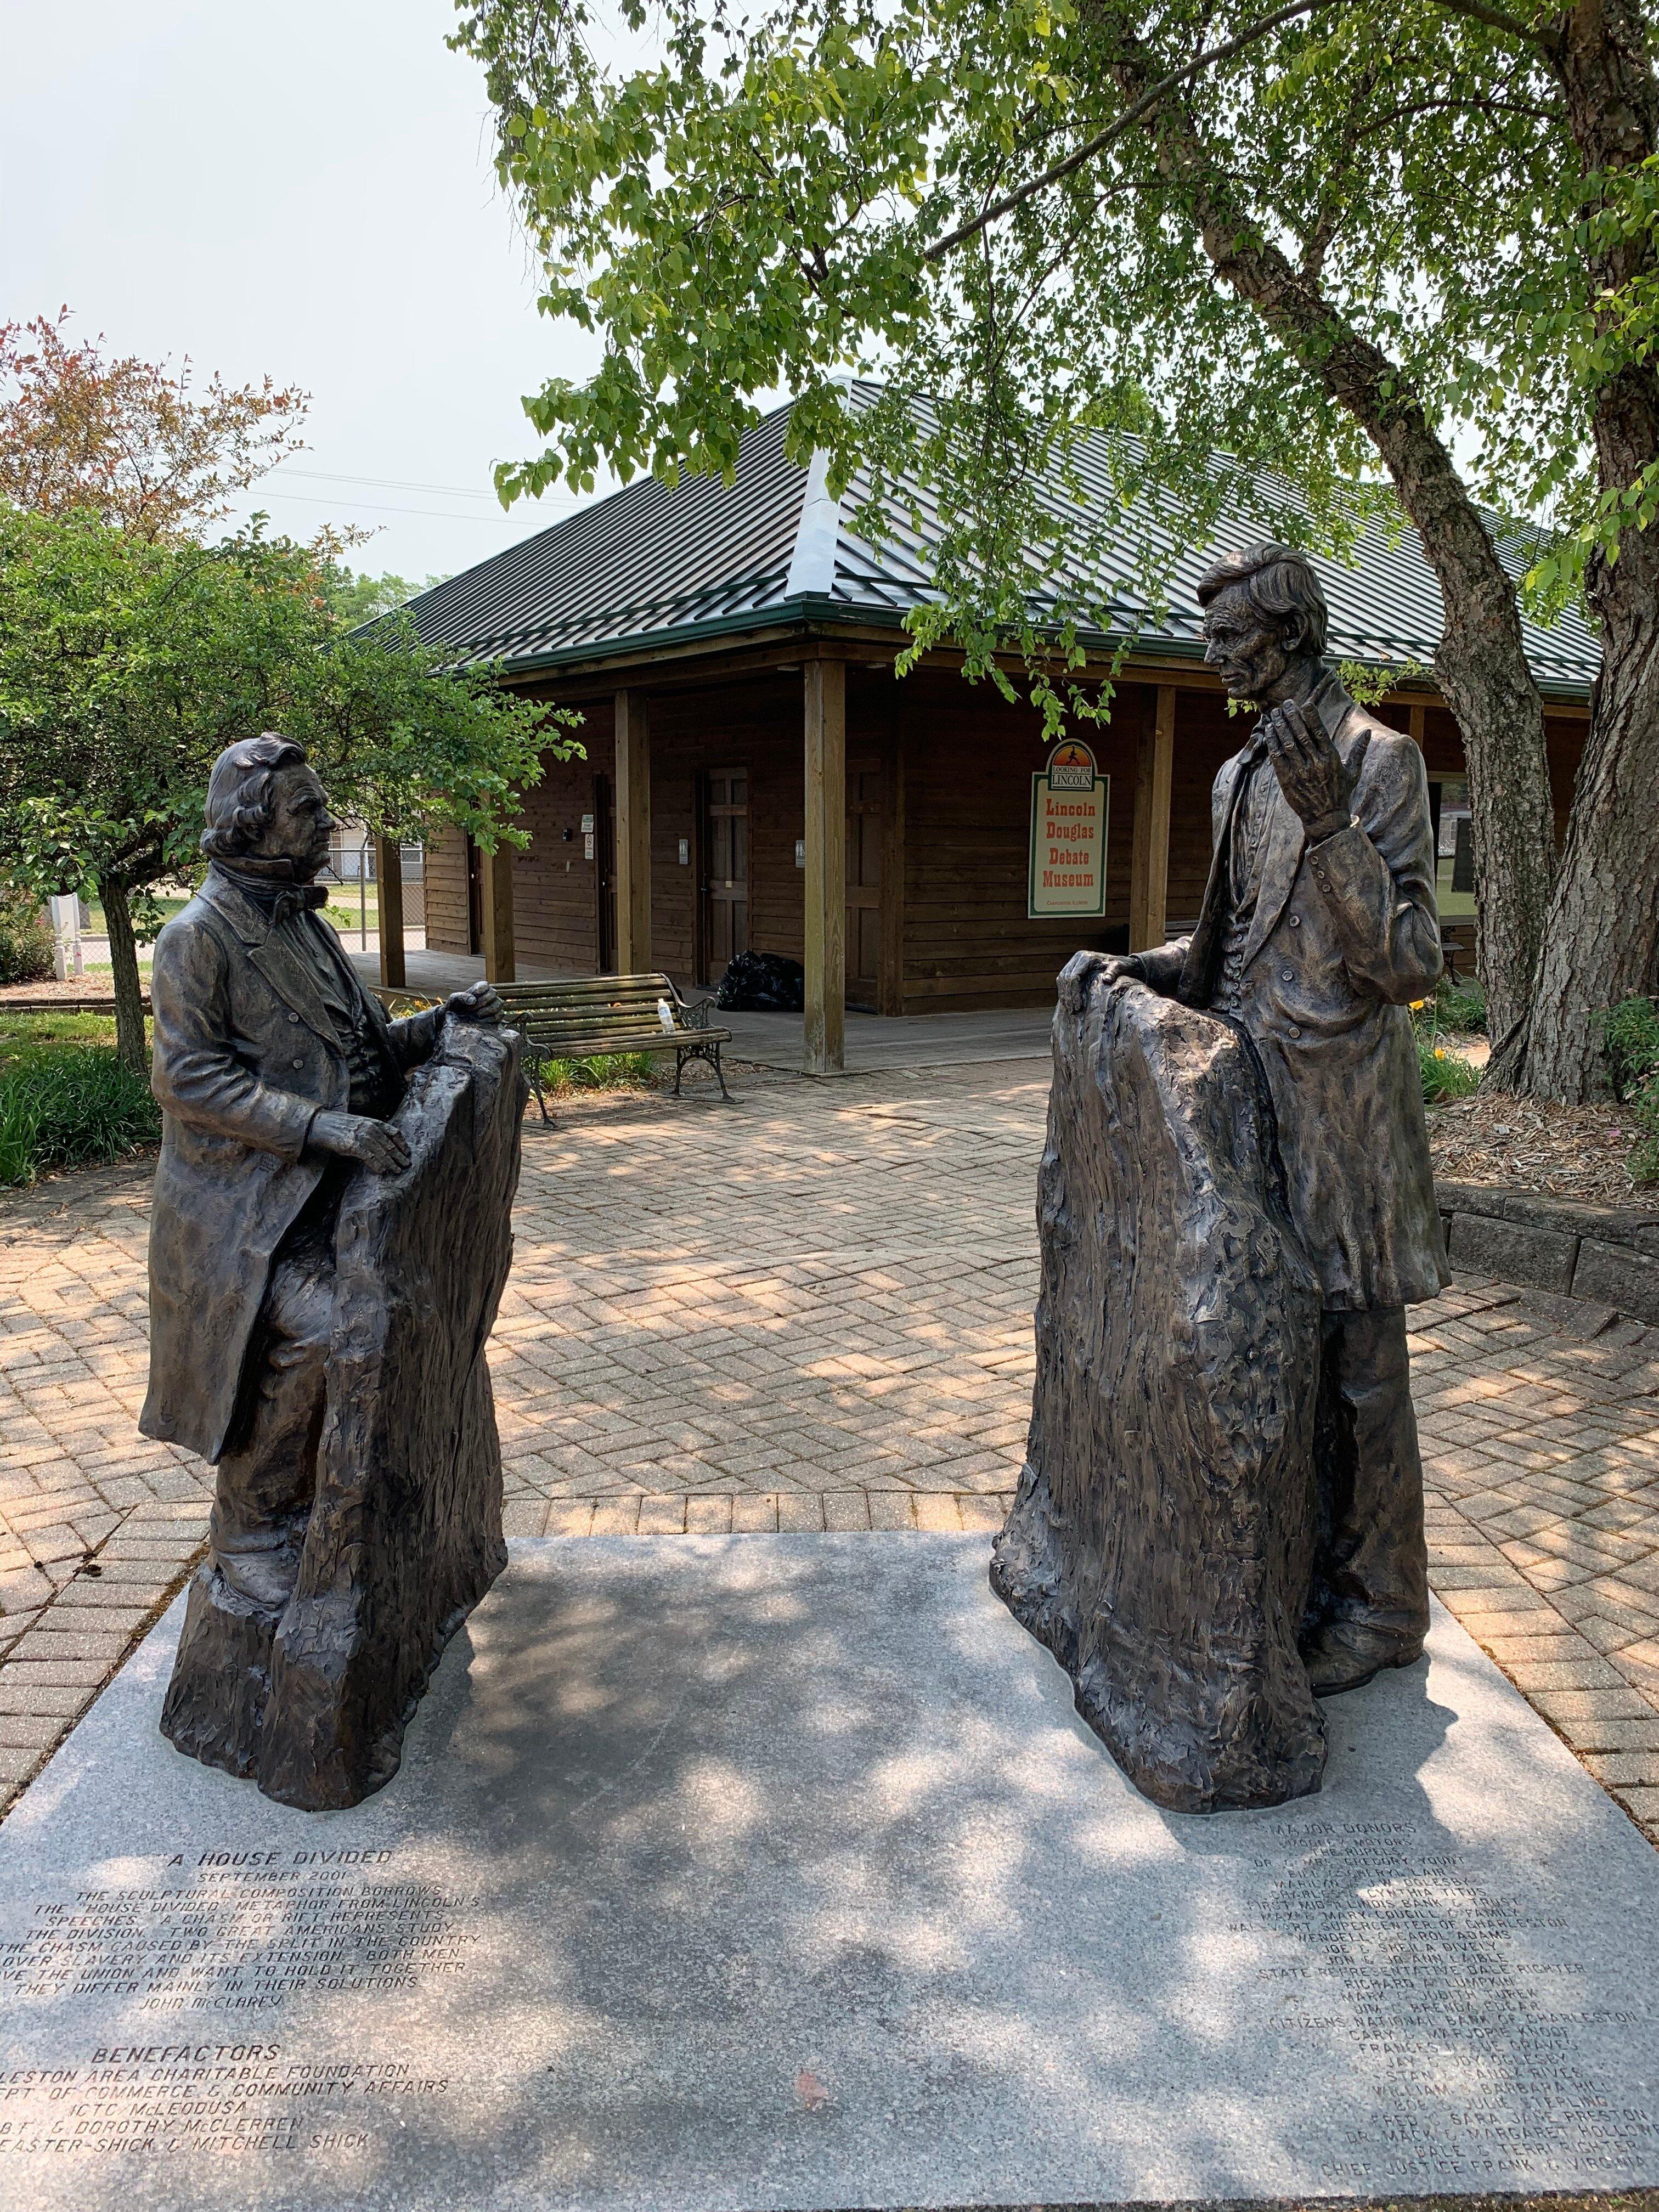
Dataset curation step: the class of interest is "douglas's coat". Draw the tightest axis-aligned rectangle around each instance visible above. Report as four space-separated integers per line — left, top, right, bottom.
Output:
140 871 441 1462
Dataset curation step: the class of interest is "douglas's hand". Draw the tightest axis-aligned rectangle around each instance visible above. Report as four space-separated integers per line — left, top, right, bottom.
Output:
444 981 503 1025
1263 699 1351 834
1058 950 1144 1015
307 1111 410 1175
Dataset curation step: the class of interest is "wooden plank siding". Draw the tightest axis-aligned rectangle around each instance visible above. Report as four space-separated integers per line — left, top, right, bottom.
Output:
896 676 1118 1009
515 743 607 973
420 650 1592 1007
1545 716 1588 847
425 826 470 955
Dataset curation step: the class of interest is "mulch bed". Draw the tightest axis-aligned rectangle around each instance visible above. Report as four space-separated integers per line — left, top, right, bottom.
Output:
1429 1086 1651 1207
0 976 130 1010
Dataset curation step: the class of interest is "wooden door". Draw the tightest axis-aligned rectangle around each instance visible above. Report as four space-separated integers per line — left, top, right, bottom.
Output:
702 767 749 982
845 759 883 1008
593 773 617 974
465 836 484 956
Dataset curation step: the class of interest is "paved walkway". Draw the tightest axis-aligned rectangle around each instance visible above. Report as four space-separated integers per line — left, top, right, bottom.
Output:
2 1059 1657 1841
353 947 1058 1070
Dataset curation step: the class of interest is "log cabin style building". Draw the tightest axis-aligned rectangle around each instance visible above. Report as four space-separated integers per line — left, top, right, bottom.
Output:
393 393 1599 1070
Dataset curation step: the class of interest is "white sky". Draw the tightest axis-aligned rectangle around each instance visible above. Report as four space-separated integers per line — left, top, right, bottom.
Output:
3 0 605 584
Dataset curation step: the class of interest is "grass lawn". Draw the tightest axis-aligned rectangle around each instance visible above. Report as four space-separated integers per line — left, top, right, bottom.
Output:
75 888 383 946
320 895 380 938
0 1010 122 1065
0 1012 157 1186
80 893 191 937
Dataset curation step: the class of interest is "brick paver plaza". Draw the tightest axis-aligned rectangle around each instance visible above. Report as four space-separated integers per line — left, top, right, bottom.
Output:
3 1057 1657 1841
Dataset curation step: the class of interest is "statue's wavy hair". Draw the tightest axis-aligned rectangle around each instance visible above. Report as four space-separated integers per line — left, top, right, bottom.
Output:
200 734 309 860
1195 542 1329 659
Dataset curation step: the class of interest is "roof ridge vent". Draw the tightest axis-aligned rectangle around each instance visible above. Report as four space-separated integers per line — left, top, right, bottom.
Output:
784 445 841 599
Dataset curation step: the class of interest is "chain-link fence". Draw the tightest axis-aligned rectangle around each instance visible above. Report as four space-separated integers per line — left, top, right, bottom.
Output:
320 828 427 951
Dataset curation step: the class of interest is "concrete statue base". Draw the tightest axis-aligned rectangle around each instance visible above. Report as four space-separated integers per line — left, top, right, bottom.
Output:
2 1535 1655 2210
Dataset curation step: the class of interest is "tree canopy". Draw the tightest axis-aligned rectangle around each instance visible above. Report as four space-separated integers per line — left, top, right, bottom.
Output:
0 509 576 1063
453 0 1604 619
0 309 308 543
453 0 1659 1101
325 566 450 628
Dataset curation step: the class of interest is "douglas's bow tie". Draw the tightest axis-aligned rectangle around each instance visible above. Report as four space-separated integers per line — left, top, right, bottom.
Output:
269 885 330 924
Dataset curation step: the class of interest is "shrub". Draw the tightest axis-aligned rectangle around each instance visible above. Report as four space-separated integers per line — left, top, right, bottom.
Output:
1599 998 1659 1187
541 1051 655 1093
1601 996 1659 1099
1435 974 1487 1035
0 888 53 986
1413 993 1480 1101
0 1046 160 1186
1419 1037 1479 1103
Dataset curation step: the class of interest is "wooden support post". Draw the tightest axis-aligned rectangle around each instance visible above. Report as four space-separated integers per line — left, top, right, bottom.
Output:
614 689 652 974
375 836 405 990
479 844 515 984
879 714 906 1018
1128 685 1177 953
1408 702 1426 749
803 659 846 1074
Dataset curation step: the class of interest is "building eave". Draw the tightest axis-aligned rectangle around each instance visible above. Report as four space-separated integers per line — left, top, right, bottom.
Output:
457 593 1593 710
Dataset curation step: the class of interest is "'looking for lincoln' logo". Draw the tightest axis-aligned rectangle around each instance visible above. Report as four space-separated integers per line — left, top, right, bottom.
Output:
1047 741 1096 792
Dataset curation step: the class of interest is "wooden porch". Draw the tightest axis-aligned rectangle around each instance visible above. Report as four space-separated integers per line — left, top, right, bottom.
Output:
380 631 1588 1075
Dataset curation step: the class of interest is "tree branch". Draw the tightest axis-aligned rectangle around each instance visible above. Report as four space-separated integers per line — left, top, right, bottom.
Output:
922 0 1338 265
1425 0 1562 54
1351 90 1565 136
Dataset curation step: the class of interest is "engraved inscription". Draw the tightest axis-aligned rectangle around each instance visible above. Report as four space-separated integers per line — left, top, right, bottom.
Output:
0 2050 448 2159
0 1852 478 2012
0 1850 472 2162
1237 1820 1651 2183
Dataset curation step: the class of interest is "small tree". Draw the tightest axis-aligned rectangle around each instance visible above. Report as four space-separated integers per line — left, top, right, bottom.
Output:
0 510 576 1068
0 310 308 543
326 567 449 628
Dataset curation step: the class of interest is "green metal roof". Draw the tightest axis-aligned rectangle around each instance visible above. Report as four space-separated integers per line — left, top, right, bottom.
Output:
398 387 1599 699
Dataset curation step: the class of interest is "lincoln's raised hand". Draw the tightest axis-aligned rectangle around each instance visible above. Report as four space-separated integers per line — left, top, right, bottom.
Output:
1263 698 1351 836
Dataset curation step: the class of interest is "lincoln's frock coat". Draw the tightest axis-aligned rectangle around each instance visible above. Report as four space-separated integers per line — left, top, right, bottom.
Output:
1138 673 1450 1311
139 871 441 1463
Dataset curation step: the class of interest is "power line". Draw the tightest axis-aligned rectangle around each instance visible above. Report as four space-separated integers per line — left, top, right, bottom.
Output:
269 464 589 509
248 487 561 525
274 464 522 500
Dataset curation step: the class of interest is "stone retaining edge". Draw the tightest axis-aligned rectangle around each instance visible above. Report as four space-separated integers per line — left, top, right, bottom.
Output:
1438 1178 1659 1324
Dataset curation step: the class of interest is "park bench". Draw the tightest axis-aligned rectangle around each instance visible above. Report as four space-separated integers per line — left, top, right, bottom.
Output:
1440 920 1476 985
489 973 733 1121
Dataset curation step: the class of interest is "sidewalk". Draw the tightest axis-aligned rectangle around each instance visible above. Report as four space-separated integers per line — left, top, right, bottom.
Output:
345 949 1057 1070
2 1059 1656 1837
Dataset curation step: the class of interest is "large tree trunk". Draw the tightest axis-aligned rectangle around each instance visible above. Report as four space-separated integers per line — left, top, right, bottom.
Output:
1525 517 1659 1098
1520 0 1659 1101
1108 39 1560 1055
1356 416 1558 1083
99 874 147 1073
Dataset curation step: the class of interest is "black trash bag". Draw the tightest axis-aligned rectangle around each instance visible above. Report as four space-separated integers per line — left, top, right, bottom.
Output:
715 951 806 1012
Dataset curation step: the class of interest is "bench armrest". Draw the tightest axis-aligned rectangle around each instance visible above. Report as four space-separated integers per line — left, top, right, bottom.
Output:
657 978 714 1032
